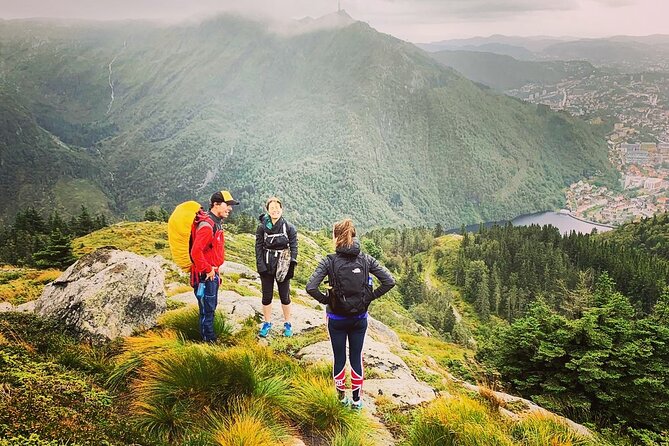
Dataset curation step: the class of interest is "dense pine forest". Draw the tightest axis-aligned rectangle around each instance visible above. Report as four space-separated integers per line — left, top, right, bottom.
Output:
361 216 669 444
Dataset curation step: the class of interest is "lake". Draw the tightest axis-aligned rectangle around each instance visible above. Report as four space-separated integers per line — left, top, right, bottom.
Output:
448 211 615 235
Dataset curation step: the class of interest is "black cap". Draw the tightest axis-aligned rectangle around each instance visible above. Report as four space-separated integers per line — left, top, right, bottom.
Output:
210 190 239 206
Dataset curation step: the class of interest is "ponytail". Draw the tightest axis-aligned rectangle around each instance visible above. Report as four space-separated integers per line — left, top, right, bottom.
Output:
333 219 356 250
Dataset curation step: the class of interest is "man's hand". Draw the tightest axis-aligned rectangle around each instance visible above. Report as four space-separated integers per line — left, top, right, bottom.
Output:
206 266 217 281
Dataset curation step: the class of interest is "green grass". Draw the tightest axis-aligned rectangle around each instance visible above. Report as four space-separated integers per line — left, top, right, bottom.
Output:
510 412 599 446
72 221 172 259
0 267 60 305
268 325 329 356
157 306 234 344
407 396 514 446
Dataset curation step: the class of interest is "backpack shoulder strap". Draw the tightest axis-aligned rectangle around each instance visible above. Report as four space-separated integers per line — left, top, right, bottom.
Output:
326 253 340 290
361 253 370 279
194 211 217 236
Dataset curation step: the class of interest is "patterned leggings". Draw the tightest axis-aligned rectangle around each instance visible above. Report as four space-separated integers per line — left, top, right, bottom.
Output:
327 316 368 401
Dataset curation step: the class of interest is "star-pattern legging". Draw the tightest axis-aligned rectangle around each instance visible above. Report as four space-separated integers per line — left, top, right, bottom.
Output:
327 316 367 401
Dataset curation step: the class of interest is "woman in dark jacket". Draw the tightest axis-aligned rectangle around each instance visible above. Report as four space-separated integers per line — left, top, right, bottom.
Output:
306 218 395 411
255 197 298 337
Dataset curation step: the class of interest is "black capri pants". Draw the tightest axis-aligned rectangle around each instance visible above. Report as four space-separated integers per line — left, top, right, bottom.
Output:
260 273 291 305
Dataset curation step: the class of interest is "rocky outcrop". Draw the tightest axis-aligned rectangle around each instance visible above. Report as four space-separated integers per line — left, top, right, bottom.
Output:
35 247 166 344
460 382 591 436
221 261 259 280
171 290 436 409
298 338 436 408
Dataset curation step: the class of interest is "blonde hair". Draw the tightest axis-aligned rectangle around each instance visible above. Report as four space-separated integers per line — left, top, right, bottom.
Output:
333 219 356 250
265 196 283 210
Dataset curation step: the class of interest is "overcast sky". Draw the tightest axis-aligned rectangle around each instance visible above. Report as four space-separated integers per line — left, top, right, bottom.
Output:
0 0 667 42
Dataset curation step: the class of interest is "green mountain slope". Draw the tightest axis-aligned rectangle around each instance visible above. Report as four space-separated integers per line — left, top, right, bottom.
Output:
0 15 614 228
429 50 597 90
0 89 111 223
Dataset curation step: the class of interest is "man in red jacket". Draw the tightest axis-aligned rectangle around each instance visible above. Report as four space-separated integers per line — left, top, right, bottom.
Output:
190 190 239 342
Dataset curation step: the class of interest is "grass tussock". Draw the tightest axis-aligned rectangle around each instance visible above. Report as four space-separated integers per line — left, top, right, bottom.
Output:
125 341 305 443
107 330 184 390
209 397 294 446
328 428 376 446
213 414 277 446
157 306 234 344
478 384 507 411
408 395 514 446
511 411 597 446
287 375 366 433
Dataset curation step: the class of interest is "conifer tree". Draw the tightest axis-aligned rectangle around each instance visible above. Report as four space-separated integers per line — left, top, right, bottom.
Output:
33 229 76 269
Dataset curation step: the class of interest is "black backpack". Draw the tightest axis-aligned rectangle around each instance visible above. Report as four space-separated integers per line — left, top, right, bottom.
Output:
327 253 373 316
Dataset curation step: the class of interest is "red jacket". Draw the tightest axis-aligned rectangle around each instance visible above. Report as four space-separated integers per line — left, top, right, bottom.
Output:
190 216 225 285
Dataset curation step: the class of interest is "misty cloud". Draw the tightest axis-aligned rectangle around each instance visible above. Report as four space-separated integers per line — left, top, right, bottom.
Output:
378 0 578 19
591 0 636 6
0 0 665 42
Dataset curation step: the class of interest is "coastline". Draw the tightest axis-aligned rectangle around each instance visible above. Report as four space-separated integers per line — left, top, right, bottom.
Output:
557 209 617 229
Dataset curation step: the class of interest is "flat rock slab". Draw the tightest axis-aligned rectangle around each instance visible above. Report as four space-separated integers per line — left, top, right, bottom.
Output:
364 378 437 407
171 289 437 409
170 291 400 348
170 290 325 334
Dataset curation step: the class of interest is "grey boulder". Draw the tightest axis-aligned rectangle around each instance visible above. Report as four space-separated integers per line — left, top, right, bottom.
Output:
35 247 166 344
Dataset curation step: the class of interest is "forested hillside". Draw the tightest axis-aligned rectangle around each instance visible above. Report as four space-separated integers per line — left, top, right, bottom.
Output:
381 216 669 444
0 14 614 228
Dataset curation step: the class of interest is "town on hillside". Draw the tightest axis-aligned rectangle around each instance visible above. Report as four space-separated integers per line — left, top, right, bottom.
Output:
511 72 669 225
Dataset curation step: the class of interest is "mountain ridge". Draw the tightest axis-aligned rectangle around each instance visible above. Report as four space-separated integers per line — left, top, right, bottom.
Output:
0 14 614 228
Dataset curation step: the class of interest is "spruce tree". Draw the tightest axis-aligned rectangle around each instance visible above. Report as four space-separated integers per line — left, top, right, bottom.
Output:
33 229 77 269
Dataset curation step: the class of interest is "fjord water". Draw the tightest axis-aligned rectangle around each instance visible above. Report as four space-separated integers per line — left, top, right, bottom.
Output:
450 211 614 235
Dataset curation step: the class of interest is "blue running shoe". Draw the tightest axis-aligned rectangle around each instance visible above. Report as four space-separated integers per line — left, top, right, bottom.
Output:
339 396 352 407
259 321 272 338
283 322 293 337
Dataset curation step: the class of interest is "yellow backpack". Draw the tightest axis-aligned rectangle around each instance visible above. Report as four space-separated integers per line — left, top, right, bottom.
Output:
167 201 205 271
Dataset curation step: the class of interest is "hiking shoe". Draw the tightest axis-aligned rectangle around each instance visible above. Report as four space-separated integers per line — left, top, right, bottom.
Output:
283 322 293 337
259 322 272 338
351 399 363 412
339 396 352 407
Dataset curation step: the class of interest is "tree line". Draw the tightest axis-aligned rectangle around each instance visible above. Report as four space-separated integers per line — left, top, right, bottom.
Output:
0 206 108 269
478 274 669 440
450 223 668 321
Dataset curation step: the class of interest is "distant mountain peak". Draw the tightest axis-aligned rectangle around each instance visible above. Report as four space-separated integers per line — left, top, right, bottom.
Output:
336 9 353 20
279 10 355 35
